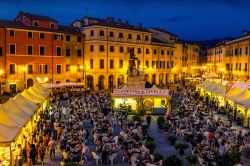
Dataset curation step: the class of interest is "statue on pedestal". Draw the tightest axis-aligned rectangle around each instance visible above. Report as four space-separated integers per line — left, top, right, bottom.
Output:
128 48 138 76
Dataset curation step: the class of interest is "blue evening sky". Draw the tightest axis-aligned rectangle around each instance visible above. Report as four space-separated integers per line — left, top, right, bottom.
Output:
0 0 250 41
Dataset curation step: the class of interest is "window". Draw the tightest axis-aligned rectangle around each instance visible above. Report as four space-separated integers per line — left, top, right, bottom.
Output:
119 33 123 38
246 47 249 55
170 61 173 68
10 64 15 74
110 59 114 69
90 30 94 36
90 59 94 69
146 60 149 68
77 49 82 57
138 48 141 54
163 61 166 69
239 48 242 55
128 34 132 39
110 46 114 52
119 60 123 68
66 35 70 42
34 21 39 27
66 48 70 56
235 48 238 55
100 45 105 52
145 36 149 41
56 65 62 74
40 33 45 39
153 49 157 55
0 47 2 56
245 63 247 72
100 59 104 69
136 35 141 40
235 63 238 70
28 32 33 38
9 30 14 36
27 64 33 74
66 64 70 72
146 49 150 54
109 31 114 37
50 23 55 29
119 47 124 53
99 30 104 36
77 64 81 72
39 46 45 55
239 63 241 71
77 36 82 42
27 45 33 55
167 61 169 69
161 50 164 55
171 51 174 55
9 44 15 54
57 47 61 56
152 61 156 68
54 34 61 40
90 45 94 52
39 64 48 74
167 50 170 55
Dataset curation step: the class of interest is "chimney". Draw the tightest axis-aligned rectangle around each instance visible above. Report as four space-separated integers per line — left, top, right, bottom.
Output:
139 22 143 29
118 18 122 24
126 19 129 25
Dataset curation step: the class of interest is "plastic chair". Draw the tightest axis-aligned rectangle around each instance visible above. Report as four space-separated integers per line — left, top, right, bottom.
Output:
108 153 117 165
92 152 102 165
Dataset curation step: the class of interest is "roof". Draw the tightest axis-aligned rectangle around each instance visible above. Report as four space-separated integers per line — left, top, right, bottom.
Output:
0 19 82 35
150 28 178 37
83 16 151 33
151 37 175 47
17 11 58 22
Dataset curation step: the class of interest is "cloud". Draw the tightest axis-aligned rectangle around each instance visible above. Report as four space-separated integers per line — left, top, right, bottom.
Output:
165 16 193 22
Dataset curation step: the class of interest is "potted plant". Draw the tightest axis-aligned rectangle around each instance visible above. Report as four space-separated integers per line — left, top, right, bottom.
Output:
164 155 182 166
186 155 198 166
168 135 177 145
145 141 156 154
157 116 165 129
175 141 189 155
154 153 164 162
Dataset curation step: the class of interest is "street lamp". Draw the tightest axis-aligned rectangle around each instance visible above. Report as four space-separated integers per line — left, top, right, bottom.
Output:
219 67 225 83
22 66 27 89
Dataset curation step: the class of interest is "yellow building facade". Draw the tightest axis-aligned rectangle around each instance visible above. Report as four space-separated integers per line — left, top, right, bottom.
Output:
73 17 189 90
207 35 250 81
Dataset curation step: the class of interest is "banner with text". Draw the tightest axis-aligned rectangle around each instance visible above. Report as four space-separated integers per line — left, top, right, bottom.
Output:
112 89 169 97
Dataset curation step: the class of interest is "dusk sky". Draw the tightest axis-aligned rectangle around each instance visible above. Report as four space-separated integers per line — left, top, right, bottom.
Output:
1 0 250 41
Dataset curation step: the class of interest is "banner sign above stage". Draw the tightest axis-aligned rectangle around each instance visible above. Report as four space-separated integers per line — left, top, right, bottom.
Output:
112 89 169 97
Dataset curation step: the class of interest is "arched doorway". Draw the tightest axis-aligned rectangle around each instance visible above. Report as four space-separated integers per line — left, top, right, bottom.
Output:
98 75 105 90
77 79 81 83
86 75 94 90
117 75 124 88
152 74 156 85
174 74 178 83
27 78 33 89
144 99 154 112
66 79 70 82
108 75 114 89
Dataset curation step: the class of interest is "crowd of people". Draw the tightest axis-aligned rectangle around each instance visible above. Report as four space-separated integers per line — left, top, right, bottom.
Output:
15 89 164 166
166 86 250 165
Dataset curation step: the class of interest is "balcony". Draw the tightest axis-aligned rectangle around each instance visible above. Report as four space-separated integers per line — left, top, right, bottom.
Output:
87 36 150 44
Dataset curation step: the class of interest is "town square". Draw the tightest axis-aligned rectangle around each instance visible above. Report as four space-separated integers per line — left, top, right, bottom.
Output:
0 0 250 166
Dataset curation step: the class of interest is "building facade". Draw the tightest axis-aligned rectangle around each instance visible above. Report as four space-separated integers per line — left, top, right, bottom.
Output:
207 34 250 81
0 11 84 93
0 12 203 92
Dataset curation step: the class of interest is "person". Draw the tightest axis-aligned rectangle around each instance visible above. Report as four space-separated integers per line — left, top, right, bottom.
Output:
16 144 23 166
146 115 151 127
38 144 45 165
48 138 56 161
29 144 36 166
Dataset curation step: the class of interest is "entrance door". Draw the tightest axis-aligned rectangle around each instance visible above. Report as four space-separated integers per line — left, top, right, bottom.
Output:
10 84 16 93
98 75 105 90
27 78 34 89
108 75 114 89
86 75 94 90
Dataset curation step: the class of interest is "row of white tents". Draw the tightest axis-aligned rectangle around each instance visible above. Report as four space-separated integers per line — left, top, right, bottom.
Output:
197 80 250 126
0 84 51 145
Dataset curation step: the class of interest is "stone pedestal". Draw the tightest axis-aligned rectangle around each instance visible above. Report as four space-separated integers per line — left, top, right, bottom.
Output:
126 68 145 89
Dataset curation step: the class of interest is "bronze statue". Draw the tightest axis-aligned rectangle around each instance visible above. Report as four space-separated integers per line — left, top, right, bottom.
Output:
129 48 138 72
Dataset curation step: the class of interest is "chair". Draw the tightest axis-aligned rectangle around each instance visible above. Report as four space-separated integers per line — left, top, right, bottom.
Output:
131 156 139 166
108 153 117 165
92 152 102 165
